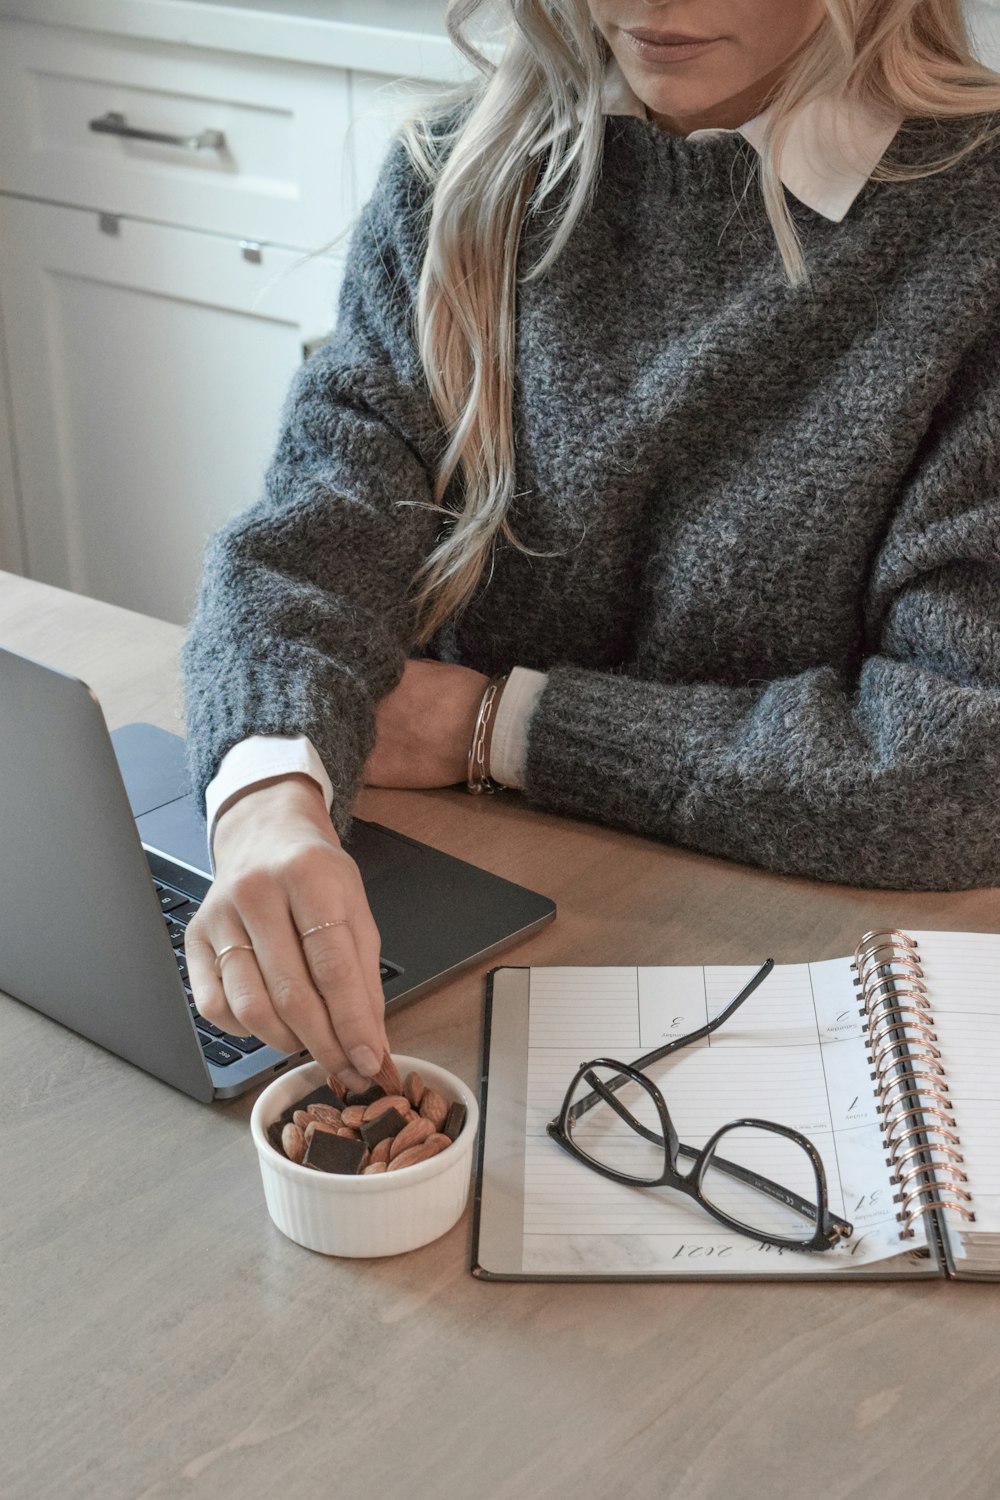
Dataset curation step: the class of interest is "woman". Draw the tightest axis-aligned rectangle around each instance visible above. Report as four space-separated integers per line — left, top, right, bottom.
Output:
182 1 1000 1090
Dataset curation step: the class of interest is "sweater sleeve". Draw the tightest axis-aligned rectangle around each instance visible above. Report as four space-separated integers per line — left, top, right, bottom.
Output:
522 323 1000 892
181 132 444 834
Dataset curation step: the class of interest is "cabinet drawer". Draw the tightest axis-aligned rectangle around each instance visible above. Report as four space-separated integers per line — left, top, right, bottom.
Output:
0 17 358 249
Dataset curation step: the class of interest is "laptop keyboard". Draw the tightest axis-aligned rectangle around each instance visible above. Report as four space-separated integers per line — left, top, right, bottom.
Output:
153 877 400 1068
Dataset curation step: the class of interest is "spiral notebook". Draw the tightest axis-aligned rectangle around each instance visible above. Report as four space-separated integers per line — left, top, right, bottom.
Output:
471 929 1000 1281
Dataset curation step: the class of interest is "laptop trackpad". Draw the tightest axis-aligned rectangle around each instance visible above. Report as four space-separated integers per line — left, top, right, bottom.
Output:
136 794 213 875
111 722 190 817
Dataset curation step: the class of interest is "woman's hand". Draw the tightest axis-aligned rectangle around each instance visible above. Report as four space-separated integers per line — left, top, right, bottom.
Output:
184 774 388 1093
364 659 488 788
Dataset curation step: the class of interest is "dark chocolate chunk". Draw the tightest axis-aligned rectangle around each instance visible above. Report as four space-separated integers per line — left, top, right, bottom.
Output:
267 1121 287 1156
442 1101 467 1141
344 1083 386 1107
295 1083 345 1113
302 1131 367 1175
360 1106 408 1149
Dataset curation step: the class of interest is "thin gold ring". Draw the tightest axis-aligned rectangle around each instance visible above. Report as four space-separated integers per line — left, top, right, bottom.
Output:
214 943 255 977
299 920 349 941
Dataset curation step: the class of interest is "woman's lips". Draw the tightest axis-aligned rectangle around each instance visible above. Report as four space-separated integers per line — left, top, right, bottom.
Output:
622 32 721 63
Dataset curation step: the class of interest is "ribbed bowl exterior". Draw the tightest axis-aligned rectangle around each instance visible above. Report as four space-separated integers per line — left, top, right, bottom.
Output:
250 1056 479 1257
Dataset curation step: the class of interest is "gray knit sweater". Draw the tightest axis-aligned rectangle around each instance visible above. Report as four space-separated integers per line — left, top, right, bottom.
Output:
182 109 1000 891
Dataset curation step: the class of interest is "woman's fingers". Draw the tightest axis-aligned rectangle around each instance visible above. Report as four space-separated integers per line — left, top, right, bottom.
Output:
241 902 374 1090
184 922 260 1039
297 925 384 1078
351 911 390 1055
184 778 389 1090
188 907 380 1092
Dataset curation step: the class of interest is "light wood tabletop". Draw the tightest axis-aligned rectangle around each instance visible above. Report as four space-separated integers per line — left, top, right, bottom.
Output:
2 569 999 1500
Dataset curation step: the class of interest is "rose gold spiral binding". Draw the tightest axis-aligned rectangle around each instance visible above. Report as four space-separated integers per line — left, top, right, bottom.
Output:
859 964 927 993
896 1157 968 1193
880 1071 950 1111
883 1104 959 1145
871 1047 945 1087
901 1199 976 1234
863 981 930 1010
867 1010 938 1049
852 929 975 1241
890 1139 964 1173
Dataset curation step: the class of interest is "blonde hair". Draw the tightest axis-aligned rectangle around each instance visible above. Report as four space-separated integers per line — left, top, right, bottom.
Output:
398 1 1000 643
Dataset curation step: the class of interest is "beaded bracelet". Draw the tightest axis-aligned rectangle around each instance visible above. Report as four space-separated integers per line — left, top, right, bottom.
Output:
466 673 509 794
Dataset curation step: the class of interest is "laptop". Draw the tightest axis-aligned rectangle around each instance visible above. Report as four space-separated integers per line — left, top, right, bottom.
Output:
0 646 555 1101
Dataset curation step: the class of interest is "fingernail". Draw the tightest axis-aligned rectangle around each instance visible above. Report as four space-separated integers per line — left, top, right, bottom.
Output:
349 1045 380 1078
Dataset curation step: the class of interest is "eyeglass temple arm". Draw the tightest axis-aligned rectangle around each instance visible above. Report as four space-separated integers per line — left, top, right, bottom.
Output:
566 959 776 1119
631 958 775 1072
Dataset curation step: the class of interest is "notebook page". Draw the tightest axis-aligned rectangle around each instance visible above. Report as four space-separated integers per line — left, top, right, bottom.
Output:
517 961 924 1276
907 931 1000 1264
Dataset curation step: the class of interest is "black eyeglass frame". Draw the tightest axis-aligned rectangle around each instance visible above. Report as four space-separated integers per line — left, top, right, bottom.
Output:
546 959 854 1253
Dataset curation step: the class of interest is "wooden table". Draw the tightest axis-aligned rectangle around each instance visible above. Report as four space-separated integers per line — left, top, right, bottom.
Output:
2 570 999 1500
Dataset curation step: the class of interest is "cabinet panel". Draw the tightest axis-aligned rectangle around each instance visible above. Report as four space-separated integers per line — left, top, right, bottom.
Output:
0 302 26 574
0 17 356 248
0 195 344 623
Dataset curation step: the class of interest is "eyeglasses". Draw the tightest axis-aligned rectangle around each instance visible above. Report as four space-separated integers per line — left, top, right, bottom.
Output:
546 959 853 1253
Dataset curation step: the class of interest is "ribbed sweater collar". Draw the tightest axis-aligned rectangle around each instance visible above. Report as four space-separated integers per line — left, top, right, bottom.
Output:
536 55 905 223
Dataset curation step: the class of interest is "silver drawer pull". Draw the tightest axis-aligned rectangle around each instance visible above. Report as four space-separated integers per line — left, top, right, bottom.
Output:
88 110 226 152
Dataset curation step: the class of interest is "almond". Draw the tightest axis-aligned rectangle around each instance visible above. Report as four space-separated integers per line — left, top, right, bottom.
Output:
324 1075 348 1105
306 1103 343 1127
303 1120 340 1146
281 1122 306 1163
389 1116 436 1159
423 1133 452 1157
374 1053 404 1096
292 1109 312 1131
336 1126 362 1140
418 1088 448 1132
370 1136 394 1165
362 1161 388 1174
362 1095 410 1122
404 1070 425 1110
386 1141 441 1172
340 1105 366 1129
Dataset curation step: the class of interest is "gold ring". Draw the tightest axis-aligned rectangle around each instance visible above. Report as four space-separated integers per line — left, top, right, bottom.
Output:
299 920 349 941
213 943 255 977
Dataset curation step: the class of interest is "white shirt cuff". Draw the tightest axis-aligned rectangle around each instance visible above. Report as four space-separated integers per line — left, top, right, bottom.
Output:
489 667 548 789
204 734 334 872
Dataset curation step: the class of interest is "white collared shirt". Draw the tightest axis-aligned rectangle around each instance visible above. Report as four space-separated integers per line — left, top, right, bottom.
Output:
204 69 904 855
594 55 904 222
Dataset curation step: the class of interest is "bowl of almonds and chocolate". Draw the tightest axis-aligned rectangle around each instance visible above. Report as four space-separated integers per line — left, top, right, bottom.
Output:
249 1052 479 1257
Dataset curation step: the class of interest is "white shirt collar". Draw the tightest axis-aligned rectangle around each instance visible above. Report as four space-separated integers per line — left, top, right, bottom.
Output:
589 55 905 223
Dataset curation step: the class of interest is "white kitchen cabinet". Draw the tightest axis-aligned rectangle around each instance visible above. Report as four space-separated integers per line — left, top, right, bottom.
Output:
0 17 357 250
0 1 454 620
0 193 343 623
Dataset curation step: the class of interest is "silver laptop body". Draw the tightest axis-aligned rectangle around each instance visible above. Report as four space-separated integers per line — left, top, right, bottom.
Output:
0 647 555 1101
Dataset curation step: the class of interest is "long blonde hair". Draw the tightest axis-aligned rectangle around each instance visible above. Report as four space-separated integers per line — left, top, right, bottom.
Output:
400 1 1000 644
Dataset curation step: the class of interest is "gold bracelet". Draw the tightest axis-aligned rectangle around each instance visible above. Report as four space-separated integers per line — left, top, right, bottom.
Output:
466 674 509 794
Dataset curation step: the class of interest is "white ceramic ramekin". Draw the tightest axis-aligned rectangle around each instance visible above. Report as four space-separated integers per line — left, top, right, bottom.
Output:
249 1055 479 1257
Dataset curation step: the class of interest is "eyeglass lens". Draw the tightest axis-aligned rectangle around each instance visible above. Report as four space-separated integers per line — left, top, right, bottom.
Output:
699 1124 822 1241
566 1066 666 1184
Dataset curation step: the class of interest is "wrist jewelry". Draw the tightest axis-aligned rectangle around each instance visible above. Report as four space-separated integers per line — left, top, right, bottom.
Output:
466 673 509 794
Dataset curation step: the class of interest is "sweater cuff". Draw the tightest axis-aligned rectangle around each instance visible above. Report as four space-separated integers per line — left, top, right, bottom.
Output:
489 667 549 789
204 734 334 872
